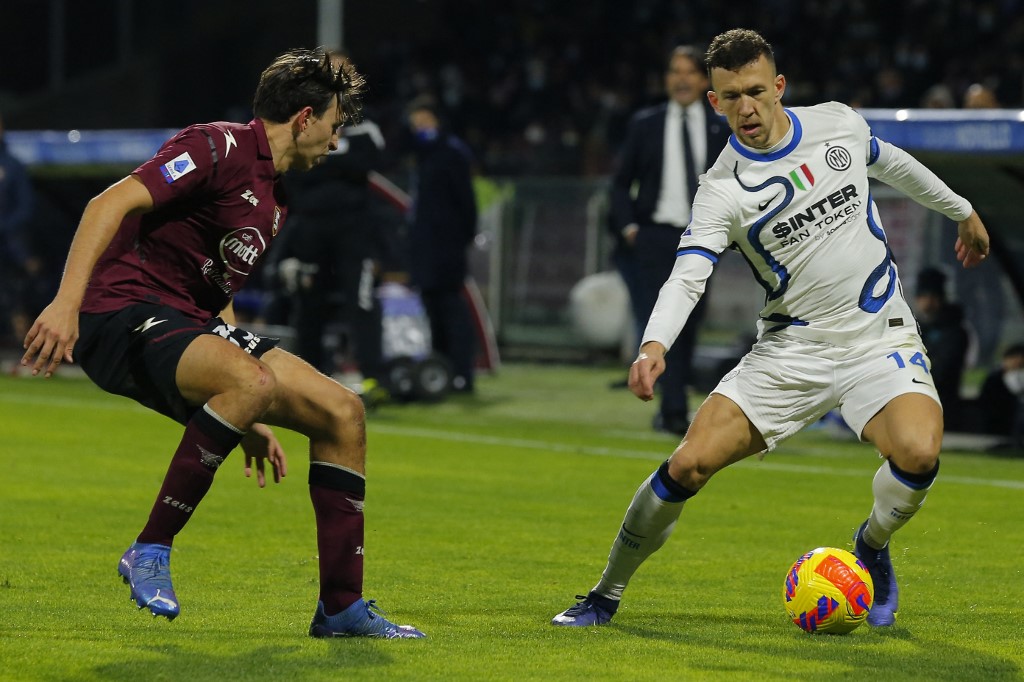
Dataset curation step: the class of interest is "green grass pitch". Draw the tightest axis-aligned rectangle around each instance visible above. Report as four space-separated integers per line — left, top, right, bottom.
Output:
1 364 1022 681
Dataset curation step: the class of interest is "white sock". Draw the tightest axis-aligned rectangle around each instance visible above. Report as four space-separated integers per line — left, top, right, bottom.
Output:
593 472 687 601
863 459 937 550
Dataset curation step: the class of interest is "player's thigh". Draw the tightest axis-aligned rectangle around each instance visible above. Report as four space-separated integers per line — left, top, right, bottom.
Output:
861 392 942 473
667 393 767 489
175 334 276 405
257 347 365 440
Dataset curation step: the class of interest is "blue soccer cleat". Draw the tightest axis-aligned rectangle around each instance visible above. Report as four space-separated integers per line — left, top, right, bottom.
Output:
853 521 899 626
309 599 426 639
550 591 618 626
117 542 180 620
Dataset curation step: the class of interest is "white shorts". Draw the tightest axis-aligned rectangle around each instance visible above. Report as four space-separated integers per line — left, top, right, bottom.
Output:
712 332 940 451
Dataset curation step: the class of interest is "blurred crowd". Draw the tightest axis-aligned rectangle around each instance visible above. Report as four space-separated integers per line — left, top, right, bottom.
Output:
349 0 1024 176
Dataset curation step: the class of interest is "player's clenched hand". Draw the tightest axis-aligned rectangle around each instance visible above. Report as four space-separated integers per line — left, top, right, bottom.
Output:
242 423 288 488
629 342 667 401
955 210 989 268
22 299 79 378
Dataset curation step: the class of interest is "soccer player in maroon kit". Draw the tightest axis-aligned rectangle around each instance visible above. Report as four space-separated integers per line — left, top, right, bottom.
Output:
21 48 425 639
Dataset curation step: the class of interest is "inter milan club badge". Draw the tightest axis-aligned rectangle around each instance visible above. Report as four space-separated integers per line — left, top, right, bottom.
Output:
825 145 852 171
272 206 282 236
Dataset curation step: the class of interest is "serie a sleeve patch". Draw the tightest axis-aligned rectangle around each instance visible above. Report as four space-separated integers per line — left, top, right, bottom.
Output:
160 151 198 183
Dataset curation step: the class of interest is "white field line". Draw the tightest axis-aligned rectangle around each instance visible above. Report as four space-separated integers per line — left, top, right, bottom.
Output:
0 391 149 413
370 424 1024 491
3 391 1021 490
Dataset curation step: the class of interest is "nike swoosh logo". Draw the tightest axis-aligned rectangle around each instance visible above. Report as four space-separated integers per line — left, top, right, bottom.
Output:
758 193 781 211
133 317 168 333
911 378 928 385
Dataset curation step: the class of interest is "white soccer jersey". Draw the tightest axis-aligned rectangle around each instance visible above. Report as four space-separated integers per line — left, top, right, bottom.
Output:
643 101 973 349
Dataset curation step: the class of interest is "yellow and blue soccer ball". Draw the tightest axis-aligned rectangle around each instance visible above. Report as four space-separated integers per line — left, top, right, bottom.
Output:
783 547 874 634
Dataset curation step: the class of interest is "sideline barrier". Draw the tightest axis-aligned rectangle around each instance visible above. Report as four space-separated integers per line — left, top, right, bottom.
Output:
7 110 1024 166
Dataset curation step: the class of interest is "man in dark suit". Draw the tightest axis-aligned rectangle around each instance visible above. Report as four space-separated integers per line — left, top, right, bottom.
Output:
608 45 731 435
406 96 478 392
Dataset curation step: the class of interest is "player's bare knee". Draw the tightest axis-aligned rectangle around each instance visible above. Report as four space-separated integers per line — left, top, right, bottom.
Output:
888 438 939 474
322 384 366 435
666 455 710 492
241 361 277 414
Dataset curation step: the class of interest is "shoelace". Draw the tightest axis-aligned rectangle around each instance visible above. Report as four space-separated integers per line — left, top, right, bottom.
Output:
361 599 407 637
134 550 173 591
563 595 593 616
365 599 385 619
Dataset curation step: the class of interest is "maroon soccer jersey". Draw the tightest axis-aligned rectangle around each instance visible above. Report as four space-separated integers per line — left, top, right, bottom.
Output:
82 119 287 322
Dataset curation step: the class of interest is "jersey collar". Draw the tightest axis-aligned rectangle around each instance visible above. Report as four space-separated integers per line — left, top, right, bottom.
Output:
728 108 801 162
250 118 274 160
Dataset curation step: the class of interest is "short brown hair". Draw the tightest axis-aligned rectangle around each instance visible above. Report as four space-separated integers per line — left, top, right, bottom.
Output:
705 29 775 75
253 47 365 125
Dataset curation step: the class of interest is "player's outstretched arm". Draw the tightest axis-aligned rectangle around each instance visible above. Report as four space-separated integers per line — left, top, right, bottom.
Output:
629 341 667 402
955 210 990 268
22 175 153 377
242 423 288 487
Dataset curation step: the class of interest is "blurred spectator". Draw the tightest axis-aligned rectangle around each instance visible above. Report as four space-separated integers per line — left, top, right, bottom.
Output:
404 95 478 392
963 82 1001 108
963 343 1024 440
0 112 39 347
914 267 970 431
873 67 908 108
920 84 956 109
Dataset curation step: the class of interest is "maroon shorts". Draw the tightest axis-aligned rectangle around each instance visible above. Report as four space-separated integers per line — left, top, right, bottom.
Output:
75 302 279 424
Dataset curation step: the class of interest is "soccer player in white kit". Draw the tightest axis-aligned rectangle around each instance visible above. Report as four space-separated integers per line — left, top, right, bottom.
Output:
552 28 990 629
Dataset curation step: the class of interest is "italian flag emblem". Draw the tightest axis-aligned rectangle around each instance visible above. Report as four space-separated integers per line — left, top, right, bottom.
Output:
789 163 815 191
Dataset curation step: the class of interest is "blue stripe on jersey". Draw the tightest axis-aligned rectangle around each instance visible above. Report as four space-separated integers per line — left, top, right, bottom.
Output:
864 190 886 241
732 164 795 301
728 109 803 162
858 189 897 313
867 136 881 165
676 246 719 263
762 312 809 333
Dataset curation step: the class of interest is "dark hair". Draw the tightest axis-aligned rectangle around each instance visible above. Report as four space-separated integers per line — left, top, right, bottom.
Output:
705 29 775 75
916 266 948 298
668 45 706 72
253 47 365 125
1003 343 1024 358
